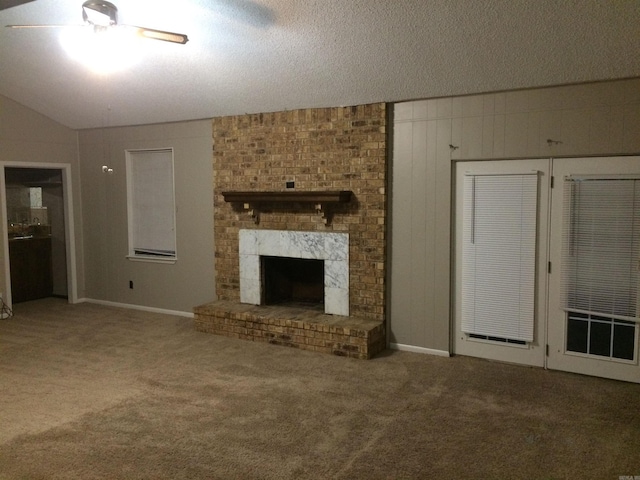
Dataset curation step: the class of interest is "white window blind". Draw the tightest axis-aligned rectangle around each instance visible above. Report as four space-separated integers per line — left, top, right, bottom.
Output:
461 174 538 342
126 149 176 259
561 178 640 322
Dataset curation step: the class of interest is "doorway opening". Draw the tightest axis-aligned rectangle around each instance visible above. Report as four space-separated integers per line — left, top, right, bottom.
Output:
1 164 76 307
454 156 640 383
453 158 550 369
546 157 640 383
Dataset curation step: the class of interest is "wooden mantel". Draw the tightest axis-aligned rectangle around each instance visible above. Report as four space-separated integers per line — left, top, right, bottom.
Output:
221 190 353 224
222 190 352 203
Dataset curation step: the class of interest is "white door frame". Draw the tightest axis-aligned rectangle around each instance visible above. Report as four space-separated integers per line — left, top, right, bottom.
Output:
546 156 640 383
0 162 79 308
452 158 551 367
452 155 640 383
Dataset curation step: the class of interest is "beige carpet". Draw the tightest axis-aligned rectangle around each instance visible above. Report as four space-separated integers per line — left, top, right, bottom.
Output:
0 298 639 479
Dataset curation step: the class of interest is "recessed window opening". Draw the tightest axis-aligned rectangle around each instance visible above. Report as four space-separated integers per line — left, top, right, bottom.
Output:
261 256 324 311
126 148 176 263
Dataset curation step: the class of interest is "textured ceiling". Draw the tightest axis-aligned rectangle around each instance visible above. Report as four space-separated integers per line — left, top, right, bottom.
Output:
0 0 638 129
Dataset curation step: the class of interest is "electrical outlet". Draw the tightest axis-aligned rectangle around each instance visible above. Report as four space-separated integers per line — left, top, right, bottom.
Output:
129 281 133 289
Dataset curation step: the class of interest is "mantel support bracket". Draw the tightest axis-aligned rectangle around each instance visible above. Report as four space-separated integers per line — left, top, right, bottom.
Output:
315 203 332 225
243 203 260 224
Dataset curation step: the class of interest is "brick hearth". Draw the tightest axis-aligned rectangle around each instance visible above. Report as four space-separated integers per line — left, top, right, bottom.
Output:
195 301 385 359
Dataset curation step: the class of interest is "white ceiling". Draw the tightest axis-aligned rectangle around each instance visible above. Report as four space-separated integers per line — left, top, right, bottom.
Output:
0 0 638 130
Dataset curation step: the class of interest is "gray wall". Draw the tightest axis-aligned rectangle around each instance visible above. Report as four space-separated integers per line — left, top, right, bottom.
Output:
389 78 640 353
1 97 216 313
0 94 82 303
78 120 215 314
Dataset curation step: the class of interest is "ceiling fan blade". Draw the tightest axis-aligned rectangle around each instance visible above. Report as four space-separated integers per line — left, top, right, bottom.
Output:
0 0 36 11
6 24 71 28
130 26 188 45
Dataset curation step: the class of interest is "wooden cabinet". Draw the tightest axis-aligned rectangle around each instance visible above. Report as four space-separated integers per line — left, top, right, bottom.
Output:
9 237 53 303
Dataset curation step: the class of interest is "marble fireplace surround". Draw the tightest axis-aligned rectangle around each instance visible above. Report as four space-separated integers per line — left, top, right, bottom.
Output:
239 229 349 316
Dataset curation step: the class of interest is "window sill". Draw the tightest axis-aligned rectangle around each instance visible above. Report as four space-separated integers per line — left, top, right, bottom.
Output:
126 255 177 265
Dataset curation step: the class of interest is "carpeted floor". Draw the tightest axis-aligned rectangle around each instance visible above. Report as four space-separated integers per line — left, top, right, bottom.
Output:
0 298 639 479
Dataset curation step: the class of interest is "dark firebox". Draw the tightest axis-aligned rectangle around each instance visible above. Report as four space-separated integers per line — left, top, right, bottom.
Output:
261 256 324 310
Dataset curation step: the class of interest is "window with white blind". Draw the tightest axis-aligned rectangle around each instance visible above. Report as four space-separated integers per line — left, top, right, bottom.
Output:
561 177 640 360
461 173 539 343
126 148 177 262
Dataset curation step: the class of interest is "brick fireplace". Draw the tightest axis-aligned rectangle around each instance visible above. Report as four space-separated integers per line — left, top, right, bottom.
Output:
194 103 387 359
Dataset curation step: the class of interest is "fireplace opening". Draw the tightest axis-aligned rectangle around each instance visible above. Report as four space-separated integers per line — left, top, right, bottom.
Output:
261 256 324 310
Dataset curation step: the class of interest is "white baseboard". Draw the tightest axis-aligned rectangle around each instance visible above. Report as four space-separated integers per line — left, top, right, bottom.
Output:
79 298 194 318
389 343 450 357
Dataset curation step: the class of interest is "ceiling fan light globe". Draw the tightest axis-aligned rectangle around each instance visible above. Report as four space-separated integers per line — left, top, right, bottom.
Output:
60 24 142 74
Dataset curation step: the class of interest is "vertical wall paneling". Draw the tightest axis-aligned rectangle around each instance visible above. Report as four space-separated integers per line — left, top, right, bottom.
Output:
390 104 452 352
410 121 428 343
389 120 415 342
389 78 640 354
424 121 439 345
504 113 529 157
433 119 453 350
481 115 495 158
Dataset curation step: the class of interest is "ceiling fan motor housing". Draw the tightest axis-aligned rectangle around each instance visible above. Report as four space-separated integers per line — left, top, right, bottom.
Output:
82 1 118 26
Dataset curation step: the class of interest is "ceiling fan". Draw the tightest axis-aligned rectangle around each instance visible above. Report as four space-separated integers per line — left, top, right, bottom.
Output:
6 1 189 44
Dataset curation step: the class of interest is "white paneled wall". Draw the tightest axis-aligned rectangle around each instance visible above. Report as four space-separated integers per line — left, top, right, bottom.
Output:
389 78 640 353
